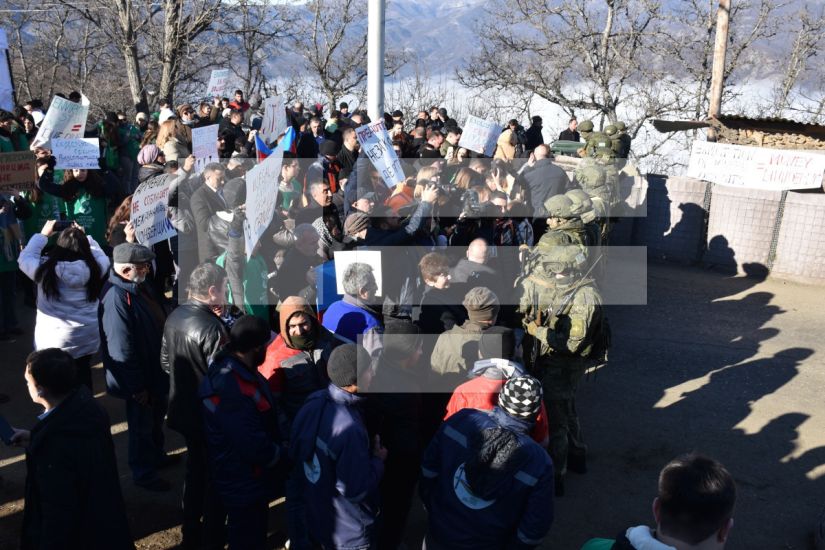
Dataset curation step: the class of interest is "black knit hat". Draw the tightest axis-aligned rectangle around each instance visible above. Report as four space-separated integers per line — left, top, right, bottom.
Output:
498 376 543 420
327 344 371 388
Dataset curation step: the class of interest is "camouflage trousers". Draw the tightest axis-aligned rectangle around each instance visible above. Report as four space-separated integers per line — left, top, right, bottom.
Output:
541 364 588 477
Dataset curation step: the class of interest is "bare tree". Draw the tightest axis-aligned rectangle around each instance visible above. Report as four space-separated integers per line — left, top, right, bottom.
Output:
769 6 825 116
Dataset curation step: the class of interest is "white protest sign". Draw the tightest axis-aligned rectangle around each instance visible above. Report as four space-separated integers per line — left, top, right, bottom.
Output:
355 121 404 188
333 250 382 297
130 175 177 247
259 96 287 145
243 146 284 259
30 94 90 150
206 68 231 98
191 124 219 173
459 115 501 157
52 138 100 169
687 140 825 190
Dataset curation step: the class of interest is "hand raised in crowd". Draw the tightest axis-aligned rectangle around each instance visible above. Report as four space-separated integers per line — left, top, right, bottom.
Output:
39 219 57 237
421 184 439 204
124 221 136 243
183 154 195 173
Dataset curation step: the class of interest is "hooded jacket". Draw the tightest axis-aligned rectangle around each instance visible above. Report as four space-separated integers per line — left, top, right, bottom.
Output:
19 233 110 358
21 386 134 550
581 526 678 550
259 297 340 425
420 407 554 550
290 384 384 550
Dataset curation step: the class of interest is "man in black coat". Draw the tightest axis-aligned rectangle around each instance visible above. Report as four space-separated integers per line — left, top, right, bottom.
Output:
14 349 134 550
521 144 571 223
160 262 230 550
190 162 228 263
524 115 545 153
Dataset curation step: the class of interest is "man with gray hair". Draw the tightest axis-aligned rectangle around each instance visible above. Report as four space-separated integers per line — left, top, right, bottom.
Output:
322 262 383 344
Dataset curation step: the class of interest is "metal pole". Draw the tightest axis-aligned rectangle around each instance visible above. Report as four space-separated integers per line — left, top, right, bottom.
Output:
707 0 730 141
367 0 385 122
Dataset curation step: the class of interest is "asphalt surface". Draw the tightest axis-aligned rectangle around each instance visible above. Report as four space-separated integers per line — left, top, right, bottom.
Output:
1 261 824 549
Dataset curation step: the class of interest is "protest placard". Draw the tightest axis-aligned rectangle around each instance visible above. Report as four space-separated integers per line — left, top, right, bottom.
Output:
52 138 100 170
30 94 90 150
0 151 36 191
259 96 287 145
191 124 219 173
355 121 404 188
333 250 382 297
243 146 284 259
687 140 825 190
459 115 501 157
206 69 231 98
130 175 177 247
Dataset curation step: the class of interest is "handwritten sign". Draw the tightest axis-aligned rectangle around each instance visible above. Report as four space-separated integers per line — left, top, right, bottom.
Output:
191 124 219 173
333 250 382 297
0 151 36 191
459 115 500 157
206 69 231 98
130 175 177 247
687 140 825 190
243 146 284 259
355 121 404 188
52 138 100 170
259 96 287 145
30 94 90 150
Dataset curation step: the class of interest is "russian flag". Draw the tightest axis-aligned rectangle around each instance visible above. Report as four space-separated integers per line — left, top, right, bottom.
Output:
280 126 298 155
255 133 272 163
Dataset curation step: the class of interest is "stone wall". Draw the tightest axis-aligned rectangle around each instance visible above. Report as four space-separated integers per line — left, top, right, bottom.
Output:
717 127 825 150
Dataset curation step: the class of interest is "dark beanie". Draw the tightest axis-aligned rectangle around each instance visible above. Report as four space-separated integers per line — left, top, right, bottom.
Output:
463 287 500 324
327 344 371 388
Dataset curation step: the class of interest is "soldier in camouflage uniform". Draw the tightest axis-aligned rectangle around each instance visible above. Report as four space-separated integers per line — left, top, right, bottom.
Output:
576 120 594 156
537 194 595 249
516 245 606 496
565 189 601 248
615 121 632 159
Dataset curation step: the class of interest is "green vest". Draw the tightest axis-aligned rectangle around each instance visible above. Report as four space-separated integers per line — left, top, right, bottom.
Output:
63 191 107 244
21 191 65 242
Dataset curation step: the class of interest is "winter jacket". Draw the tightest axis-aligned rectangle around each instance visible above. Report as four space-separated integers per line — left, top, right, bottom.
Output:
429 320 491 392
259 299 340 426
415 285 467 336
521 159 571 219
98 271 169 398
290 384 384 550
444 359 549 446
524 125 544 152
322 295 382 345
160 300 228 439
200 352 286 507
420 407 554 550
21 386 134 550
495 129 516 160
190 183 228 262
581 526 677 550
19 233 110 358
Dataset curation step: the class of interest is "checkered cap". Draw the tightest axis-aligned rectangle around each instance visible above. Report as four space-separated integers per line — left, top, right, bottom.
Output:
498 376 543 419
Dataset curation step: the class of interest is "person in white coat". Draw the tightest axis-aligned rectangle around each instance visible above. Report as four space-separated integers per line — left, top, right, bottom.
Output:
18 220 110 391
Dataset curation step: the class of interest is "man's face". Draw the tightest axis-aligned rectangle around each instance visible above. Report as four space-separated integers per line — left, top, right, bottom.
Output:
206 169 226 190
310 120 321 134
570 120 578 131
287 313 313 338
418 111 428 120
311 183 332 206
205 278 229 308
231 113 242 126
492 197 507 213
345 132 358 150
430 134 444 148
24 367 41 404
429 272 451 290
221 99 230 108
235 92 244 103
447 131 460 145
0 119 11 131
430 109 439 119
360 275 378 301
282 160 299 180
181 106 195 121
118 262 151 284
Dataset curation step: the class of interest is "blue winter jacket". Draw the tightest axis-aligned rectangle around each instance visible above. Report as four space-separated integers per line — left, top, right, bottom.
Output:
200 352 286 507
98 272 168 398
290 383 384 550
420 407 555 550
321 297 381 344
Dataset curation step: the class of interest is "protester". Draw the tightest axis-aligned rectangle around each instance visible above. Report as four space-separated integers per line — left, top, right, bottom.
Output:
322 262 383 345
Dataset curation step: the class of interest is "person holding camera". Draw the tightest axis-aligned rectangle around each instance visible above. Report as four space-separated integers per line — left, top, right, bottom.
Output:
18 220 110 391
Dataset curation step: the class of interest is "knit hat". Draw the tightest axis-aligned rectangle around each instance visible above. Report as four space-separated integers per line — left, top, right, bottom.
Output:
463 287 500 324
498 376 543 420
226 314 274 352
319 140 340 156
343 212 371 236
137 144 161 166
327 344 371 388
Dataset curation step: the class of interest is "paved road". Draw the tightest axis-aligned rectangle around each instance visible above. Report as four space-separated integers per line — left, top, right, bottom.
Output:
1 262 824 549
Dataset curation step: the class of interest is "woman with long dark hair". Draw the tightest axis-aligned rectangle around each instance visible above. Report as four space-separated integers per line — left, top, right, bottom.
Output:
18 220 110 391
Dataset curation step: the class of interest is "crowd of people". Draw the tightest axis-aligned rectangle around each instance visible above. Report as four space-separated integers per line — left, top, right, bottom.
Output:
0 90 737 550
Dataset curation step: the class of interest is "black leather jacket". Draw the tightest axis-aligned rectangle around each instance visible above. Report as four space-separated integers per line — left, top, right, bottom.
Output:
160 300 229 439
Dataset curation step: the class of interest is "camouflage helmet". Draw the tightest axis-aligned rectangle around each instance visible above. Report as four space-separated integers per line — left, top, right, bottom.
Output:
577 165 606 188
578 120 594 133
542 245 588 274
604 124 618 136
544 194 579 219
615 121 627 132
565 189 593 213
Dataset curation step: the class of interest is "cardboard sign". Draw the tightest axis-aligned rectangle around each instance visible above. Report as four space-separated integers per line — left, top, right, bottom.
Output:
130 175 177 246
52 138 100 170
206 69 231 98
30 94 90 150
243 146 284 259
355 121 404 188
333 250 382 297
191 124 219 173
687 140 825 190
259 96 287 145
459 115 501 157
0 151 36 191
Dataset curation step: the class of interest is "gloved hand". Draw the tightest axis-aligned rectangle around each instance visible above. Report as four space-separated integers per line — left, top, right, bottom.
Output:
525 320 539 337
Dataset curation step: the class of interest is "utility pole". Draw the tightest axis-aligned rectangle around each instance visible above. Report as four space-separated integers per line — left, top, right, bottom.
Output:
707 0 731 141
367 0 386 122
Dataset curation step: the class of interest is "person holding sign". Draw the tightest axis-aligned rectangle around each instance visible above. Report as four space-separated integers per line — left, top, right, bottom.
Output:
36 161 108 245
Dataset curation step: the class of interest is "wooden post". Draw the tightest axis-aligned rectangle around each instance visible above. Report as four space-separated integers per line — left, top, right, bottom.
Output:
707 0 731 142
